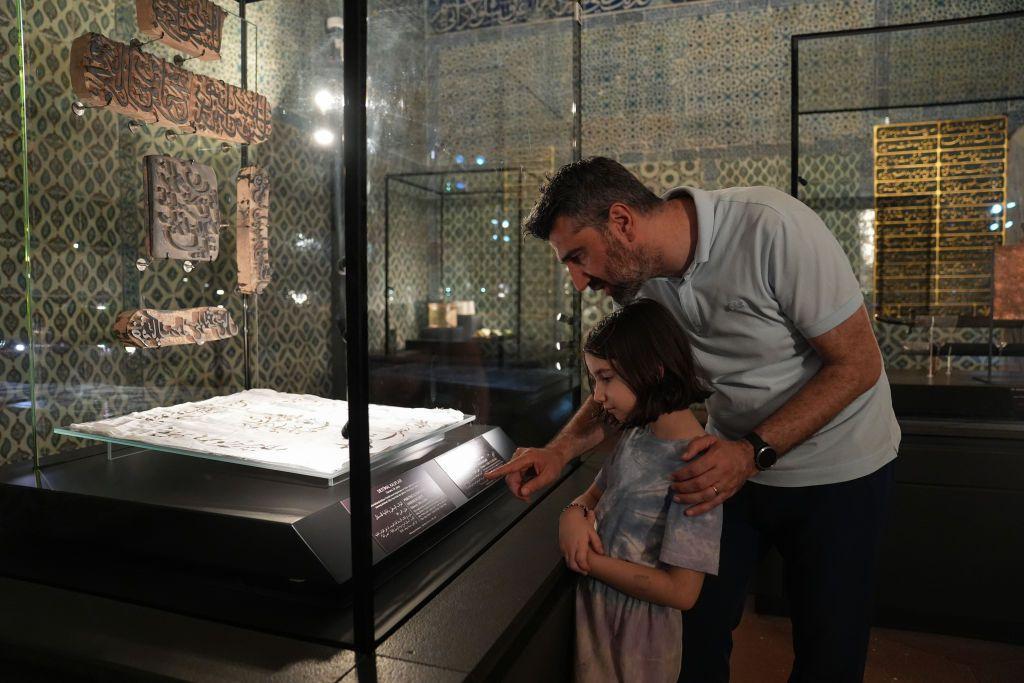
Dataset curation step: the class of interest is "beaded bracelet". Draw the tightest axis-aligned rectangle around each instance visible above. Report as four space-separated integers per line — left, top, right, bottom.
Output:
561 501 590 517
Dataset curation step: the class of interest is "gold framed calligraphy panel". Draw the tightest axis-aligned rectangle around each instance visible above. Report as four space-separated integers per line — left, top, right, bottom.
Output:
873 116 1008 322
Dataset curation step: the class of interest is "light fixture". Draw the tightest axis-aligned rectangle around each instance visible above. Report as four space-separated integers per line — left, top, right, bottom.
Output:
313 128 335 146
14 343 25 352
475 155 485 166
991 204 1003 215
314 89 338 113
1006 220 1015 228
455 154 465 164
1007 201 1017 209
95 304 106 311
216 289 225 296
555 361 563 371
72 242 80 249
501 219 510 228
988 222 1000 231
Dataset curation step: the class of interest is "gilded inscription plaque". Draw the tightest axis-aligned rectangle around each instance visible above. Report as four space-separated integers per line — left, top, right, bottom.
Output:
114 307 239 348
236 165 271 294
873 116 1008 322
136 0 226 60
144 155 220 261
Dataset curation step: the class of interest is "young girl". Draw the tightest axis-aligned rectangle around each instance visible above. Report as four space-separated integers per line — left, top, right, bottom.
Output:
561 298 722 682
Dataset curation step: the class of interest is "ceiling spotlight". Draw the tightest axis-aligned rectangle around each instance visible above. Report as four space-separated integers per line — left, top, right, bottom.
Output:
313 128 336 146
314 89 340 113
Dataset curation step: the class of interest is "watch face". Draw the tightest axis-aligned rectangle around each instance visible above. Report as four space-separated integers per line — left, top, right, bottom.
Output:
755 447 778 470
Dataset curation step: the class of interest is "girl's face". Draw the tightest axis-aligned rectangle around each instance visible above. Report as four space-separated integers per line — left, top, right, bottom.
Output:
584 352 637 422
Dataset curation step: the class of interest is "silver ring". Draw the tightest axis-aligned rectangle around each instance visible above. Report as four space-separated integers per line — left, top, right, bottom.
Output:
712 485 720 496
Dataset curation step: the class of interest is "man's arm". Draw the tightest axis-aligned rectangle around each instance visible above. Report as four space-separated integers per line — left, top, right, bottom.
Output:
671 305 882 515
484 396 611 501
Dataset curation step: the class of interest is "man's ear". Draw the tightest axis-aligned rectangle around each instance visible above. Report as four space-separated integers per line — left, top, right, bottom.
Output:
607 203 637 242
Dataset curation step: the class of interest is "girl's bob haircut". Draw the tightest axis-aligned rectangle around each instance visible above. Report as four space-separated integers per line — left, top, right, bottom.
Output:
583 298 710 428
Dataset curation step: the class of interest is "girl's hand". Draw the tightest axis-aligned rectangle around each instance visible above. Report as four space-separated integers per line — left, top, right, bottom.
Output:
558 509 605 575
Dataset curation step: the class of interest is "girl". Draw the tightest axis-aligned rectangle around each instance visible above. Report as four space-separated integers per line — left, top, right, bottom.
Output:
560 298 722 682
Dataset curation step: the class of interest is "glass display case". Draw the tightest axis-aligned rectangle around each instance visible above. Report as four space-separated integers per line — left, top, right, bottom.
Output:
0 0 581 649
791 11 1024 420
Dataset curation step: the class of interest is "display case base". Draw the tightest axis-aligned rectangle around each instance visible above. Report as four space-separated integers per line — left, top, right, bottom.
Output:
0 424 526 646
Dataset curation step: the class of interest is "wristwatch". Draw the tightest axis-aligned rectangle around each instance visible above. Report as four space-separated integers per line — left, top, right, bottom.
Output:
744 432 778 471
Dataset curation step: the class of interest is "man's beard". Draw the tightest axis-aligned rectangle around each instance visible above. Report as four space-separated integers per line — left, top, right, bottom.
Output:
600 237 657 305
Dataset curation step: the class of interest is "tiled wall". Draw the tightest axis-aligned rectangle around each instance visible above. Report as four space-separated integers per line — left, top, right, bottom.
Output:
424 0 1024 373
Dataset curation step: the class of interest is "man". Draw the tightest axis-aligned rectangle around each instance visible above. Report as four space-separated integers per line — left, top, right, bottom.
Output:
485 157 899 682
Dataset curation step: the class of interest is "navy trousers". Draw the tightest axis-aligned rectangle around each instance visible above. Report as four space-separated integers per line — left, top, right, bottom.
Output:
679 460 895 683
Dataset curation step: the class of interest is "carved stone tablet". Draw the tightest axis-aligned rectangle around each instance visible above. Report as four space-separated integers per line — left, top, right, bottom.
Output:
136 0 226 61
70 31 191 129
236 165 271 294
145 155 220 261
192 76 272 146
70 32 272 145
993 244 1024 320
114 307 239 348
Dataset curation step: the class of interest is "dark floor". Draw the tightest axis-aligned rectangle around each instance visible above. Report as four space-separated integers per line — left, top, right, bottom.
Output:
732 601 1024 682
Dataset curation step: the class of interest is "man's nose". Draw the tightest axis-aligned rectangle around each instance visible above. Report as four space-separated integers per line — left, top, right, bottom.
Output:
567 263 589 292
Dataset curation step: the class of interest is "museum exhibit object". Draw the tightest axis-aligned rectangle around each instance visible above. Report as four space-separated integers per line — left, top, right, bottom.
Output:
135 0 228 61
0 0 583 655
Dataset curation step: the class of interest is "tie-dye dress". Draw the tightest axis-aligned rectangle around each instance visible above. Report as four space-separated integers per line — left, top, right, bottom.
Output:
575 427 723 683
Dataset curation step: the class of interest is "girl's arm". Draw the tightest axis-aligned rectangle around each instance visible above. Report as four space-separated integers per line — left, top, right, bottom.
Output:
559 483 604 574
574 482 601 511
586 555 704 612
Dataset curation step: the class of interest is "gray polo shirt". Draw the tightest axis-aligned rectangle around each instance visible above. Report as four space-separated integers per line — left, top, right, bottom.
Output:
638 186 900 487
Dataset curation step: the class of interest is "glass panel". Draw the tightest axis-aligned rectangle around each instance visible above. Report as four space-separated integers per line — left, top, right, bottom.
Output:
245 0 342 399
372 1 579 450
1 1 33 465
19 1 254 462
796 15 1024 396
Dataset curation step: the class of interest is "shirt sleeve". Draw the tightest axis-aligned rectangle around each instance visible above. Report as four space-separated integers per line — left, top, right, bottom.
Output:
659 500 722 575
766 197 864 339
594 466 607 491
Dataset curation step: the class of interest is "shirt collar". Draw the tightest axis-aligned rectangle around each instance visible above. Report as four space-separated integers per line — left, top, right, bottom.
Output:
661 186 716 278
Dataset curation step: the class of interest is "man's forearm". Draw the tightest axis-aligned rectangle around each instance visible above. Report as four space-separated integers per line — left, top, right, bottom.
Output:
757 361 878 457
547 396 611 466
